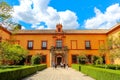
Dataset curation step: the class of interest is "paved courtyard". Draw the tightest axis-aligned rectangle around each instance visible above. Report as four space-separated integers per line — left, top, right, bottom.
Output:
22 67 95 80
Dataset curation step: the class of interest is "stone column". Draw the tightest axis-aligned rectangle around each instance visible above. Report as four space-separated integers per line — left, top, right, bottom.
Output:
51 52 55 66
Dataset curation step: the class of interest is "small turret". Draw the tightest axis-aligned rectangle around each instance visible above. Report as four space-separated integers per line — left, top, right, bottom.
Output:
56 24 63 32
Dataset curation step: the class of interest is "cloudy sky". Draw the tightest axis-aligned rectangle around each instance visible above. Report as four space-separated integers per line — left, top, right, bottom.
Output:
5 0 120 30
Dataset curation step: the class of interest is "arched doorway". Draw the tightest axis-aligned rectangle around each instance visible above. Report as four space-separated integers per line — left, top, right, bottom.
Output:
56 55 63 65
50 51 68 67
57 57 62 65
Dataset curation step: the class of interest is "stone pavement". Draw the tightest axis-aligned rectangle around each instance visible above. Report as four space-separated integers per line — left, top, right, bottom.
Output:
22 67 95 80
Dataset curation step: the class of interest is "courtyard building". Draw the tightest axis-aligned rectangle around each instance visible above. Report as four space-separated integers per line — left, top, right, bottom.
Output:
0 23 120 67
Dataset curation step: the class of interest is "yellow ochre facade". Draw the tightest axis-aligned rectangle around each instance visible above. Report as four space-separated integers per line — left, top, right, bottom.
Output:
0 23 120 67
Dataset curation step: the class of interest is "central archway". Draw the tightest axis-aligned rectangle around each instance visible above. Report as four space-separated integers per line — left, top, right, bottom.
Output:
57 57 62 65
56 55 63 65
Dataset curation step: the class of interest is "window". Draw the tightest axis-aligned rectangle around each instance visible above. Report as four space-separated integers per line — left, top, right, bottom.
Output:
85 41 91 49
41 55 47 63
56 40 62 48
41 41 47 49
27 41 33 50
87 55 92 63
72 55 77 63
102 56 106 64
71 40 77 49
58 28 61 32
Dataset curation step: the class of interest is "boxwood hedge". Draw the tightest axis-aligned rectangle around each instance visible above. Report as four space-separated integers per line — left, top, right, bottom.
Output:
94 64 120 70
72 64 120 80
0 64 47 80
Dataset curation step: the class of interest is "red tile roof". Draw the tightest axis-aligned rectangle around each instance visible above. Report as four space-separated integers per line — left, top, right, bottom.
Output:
1 23 120 35
13 29 108 34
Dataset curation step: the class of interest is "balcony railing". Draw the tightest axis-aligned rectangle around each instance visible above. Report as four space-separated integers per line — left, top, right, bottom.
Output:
50 46 68 52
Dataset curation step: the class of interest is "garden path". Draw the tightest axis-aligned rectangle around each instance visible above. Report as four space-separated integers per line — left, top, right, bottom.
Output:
22 67 95 80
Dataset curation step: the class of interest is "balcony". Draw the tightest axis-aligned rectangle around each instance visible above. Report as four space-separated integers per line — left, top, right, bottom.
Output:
50 46 69 53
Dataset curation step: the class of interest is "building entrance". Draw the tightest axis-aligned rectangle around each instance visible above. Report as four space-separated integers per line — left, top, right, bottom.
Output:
57 57 62 65
50 48 68 67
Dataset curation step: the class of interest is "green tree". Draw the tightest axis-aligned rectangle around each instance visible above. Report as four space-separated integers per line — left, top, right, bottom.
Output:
108 33 120 64
0 42 28 65
0 0 13 25
9 44 28 64
98 44 107 64
78 52 87 64
0 42 10 65
0 0 21 30
93 56 103 65
99 44 107 56
31 53 41 65
0 1 12 21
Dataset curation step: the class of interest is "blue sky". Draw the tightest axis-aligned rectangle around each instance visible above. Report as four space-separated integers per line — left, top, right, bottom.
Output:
4 0 120 30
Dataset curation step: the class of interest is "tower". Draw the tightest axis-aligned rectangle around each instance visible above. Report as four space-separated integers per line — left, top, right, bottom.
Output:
56 24 63 32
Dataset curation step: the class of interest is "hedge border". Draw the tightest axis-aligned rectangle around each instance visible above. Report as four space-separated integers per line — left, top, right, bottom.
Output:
72 64 120 80
0 64 47 80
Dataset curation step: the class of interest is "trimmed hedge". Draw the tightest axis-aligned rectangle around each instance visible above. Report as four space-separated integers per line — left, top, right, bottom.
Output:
71 64 80 71
72 64 120 80
35 64 47 71
81 66 120 80
0 64 47 80
94 65 120 70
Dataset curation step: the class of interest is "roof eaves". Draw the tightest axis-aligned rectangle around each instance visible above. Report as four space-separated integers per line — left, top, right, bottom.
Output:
107 23 120 34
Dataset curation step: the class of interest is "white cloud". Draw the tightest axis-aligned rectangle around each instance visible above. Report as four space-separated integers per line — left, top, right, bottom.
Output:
59 10 79 29
21 26 26 30
12 0 79 29
84 3 120 29
37 26 45 29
